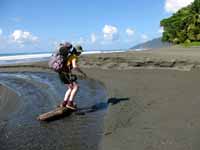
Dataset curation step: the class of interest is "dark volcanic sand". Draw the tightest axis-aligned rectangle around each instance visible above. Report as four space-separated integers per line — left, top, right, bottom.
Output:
1 47 200 150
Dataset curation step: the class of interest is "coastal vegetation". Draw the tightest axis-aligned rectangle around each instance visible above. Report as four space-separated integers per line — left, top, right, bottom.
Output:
160 0 200 46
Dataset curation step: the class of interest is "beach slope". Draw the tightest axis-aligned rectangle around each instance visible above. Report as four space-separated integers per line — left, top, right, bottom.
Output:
1 47 200 150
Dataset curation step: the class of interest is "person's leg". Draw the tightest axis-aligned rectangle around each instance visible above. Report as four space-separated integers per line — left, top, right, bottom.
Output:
60 84 73 107
64 84 73 101
66 82 79 109
69 82 79 101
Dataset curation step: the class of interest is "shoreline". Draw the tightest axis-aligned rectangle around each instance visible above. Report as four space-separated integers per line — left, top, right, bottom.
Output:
1 47 200 72
1 48 200 149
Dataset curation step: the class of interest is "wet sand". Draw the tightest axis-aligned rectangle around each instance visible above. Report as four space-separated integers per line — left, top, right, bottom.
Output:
0 72 107 150
1 47 200 150
86 68 200 150
0 84 20 120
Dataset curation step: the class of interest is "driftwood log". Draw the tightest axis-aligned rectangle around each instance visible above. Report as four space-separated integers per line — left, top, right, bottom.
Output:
37 107 73 121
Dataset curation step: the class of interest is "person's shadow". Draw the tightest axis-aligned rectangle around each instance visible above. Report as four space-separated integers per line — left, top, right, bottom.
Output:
41 97 130 122
76 97 129 114
107 97 129 105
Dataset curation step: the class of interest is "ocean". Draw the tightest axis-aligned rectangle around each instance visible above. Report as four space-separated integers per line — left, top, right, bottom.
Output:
0 50 125 65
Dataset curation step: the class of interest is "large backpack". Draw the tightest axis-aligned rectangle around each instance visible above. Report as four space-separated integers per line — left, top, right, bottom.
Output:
48 42 72 72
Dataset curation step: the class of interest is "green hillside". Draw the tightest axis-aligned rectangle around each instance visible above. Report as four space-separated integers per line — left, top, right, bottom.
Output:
160 0 200 45
130 37 172 49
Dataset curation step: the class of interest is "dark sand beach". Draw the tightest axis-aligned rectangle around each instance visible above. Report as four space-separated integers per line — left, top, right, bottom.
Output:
1 47 200 150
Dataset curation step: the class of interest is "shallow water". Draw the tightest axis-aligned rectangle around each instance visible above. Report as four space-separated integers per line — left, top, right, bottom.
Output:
0 72 107 150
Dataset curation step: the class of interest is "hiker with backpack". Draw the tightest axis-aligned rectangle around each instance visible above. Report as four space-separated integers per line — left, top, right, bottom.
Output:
49 42 87 110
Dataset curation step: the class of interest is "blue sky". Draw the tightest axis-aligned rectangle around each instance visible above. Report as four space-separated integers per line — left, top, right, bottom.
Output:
0 0 194 53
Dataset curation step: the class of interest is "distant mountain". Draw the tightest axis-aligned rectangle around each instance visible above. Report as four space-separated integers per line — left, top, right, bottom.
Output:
130 37 172 50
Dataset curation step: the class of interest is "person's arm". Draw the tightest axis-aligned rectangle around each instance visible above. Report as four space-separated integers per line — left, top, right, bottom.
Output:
72 58 87 78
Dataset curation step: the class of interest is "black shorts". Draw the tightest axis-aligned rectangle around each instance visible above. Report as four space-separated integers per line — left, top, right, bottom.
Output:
58 72 77 84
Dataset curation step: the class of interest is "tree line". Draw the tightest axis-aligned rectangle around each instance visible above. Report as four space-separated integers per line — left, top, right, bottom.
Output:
160 0 200 44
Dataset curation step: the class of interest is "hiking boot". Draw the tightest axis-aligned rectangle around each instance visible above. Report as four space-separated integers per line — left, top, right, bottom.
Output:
58 100 68 107
66 101 76 110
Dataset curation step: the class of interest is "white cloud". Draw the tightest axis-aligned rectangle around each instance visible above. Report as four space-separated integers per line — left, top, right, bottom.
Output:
158 27 164 34
0 29 40 50
165 0 194 13
73 37 85 45
102 24 118 41
141 34 148 41
78 37 85 44
91 33 97 43
0 29 2 35
126 28 134 36
11 30 39 45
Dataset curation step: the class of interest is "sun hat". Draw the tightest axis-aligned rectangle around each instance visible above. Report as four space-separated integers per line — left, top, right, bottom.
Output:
74 45 84 53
